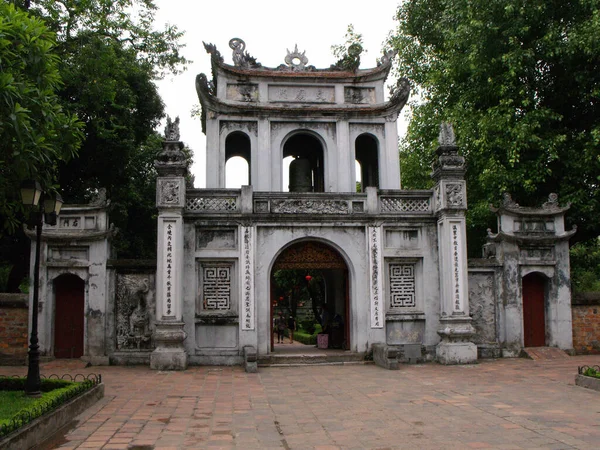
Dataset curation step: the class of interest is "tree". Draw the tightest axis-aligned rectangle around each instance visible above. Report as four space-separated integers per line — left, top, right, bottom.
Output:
390 0 600 251
30 0 189 258
0 3 82 235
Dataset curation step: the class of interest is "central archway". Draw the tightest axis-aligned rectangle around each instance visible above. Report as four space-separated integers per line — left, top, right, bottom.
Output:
270 241 349 352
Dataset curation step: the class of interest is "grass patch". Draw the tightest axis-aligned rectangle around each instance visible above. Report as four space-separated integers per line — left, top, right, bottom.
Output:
0 386 74 427
0 377 98 437
0 391 37 421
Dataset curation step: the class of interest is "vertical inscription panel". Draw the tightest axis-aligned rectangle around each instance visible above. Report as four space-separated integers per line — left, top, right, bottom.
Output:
158 217 181 319
241 226 255 330
450 222 466 313
368 226 384 328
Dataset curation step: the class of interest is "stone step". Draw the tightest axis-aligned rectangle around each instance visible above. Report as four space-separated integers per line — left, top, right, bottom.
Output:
522 346 570 360
258 352 367 367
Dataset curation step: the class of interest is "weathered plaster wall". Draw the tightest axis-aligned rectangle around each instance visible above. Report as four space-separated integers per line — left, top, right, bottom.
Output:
572 293 600 354
0 294 28 365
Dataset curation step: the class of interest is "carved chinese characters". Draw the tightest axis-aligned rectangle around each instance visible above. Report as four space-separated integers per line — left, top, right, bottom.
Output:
268 85 334 103
241 227 254 330
369 227 383 328
451 224 464 313
163 220 176 318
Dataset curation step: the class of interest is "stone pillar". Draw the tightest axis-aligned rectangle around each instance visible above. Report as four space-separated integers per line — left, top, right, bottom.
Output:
433 123 477 364
151 116 188 370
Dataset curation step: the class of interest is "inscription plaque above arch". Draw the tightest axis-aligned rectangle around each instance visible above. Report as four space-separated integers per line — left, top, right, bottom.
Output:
273 241 346 270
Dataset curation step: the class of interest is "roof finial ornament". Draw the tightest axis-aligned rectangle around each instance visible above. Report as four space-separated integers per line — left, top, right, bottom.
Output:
229 38 262 68
438 122 456 147
378 49 398 66
164 116 180 141
284 44 309 71
229 38 246 66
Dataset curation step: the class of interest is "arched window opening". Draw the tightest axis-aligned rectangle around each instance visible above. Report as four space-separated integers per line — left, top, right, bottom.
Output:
283 133 324 192
225 156 249 188
355 134 379 191
225 132 251 187
355 161 362 192
282 156 294 192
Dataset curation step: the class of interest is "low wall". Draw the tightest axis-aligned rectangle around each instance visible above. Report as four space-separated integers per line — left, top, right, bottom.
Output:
0 293 28 365
572 293 600 354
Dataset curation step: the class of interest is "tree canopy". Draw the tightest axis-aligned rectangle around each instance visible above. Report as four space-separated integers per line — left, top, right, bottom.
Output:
1 0 190 290
390 0 600 249
29 0 189 258
0 3 82 234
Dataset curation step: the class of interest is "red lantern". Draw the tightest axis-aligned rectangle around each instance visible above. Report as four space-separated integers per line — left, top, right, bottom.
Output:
279 296 284 301
305 275 312 282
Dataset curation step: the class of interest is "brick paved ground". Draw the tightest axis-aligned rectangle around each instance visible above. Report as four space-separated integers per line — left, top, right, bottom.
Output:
1 355 599 449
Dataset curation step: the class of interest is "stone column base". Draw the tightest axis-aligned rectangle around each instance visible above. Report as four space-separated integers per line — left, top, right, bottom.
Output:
436 316 477 365
150 348 188 371
436 341 477 364
150 320 187 371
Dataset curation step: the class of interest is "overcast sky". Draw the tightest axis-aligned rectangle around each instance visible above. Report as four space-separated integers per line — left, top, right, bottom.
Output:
154 0 405 188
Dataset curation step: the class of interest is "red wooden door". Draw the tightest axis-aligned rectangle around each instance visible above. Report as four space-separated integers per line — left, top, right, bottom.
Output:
54 275 85 358
522 273 546 347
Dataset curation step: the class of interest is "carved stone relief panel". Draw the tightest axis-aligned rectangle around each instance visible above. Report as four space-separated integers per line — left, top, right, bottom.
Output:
196 228 237 250
253 200 269 213
344 87 376 104
268 85 334 103
157 178 184 208
219 120 258 137
445 182 465 208
514 220 555 233
468 272 496 345
115 274 156 351
225 83 259 102
48 246 89 262
520 247 554 261
349 123 385 137
270 199 349 214
271 121 336 137
385 229 419 249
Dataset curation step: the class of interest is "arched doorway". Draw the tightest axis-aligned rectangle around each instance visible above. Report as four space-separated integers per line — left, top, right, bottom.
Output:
522 272 546 347
54 274 85 358
270 241 349 351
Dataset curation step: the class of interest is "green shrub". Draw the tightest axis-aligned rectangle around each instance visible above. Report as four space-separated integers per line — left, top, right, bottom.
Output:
0 377 72 391
583 367 600 379
294 330 317 345
0 377 96 437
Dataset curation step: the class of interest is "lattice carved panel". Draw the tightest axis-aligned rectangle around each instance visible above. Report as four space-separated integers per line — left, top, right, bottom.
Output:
380 197 430 213
202 266 231 310
389 264 416 308
186 197 237 212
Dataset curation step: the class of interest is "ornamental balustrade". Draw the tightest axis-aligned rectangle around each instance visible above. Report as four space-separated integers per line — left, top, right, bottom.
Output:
184 189 433 216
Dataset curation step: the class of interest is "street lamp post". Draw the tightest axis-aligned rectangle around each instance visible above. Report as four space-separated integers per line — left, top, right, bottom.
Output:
20 181 62 396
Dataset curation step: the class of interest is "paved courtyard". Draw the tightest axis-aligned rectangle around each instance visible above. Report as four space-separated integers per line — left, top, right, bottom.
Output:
1 355 599 449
